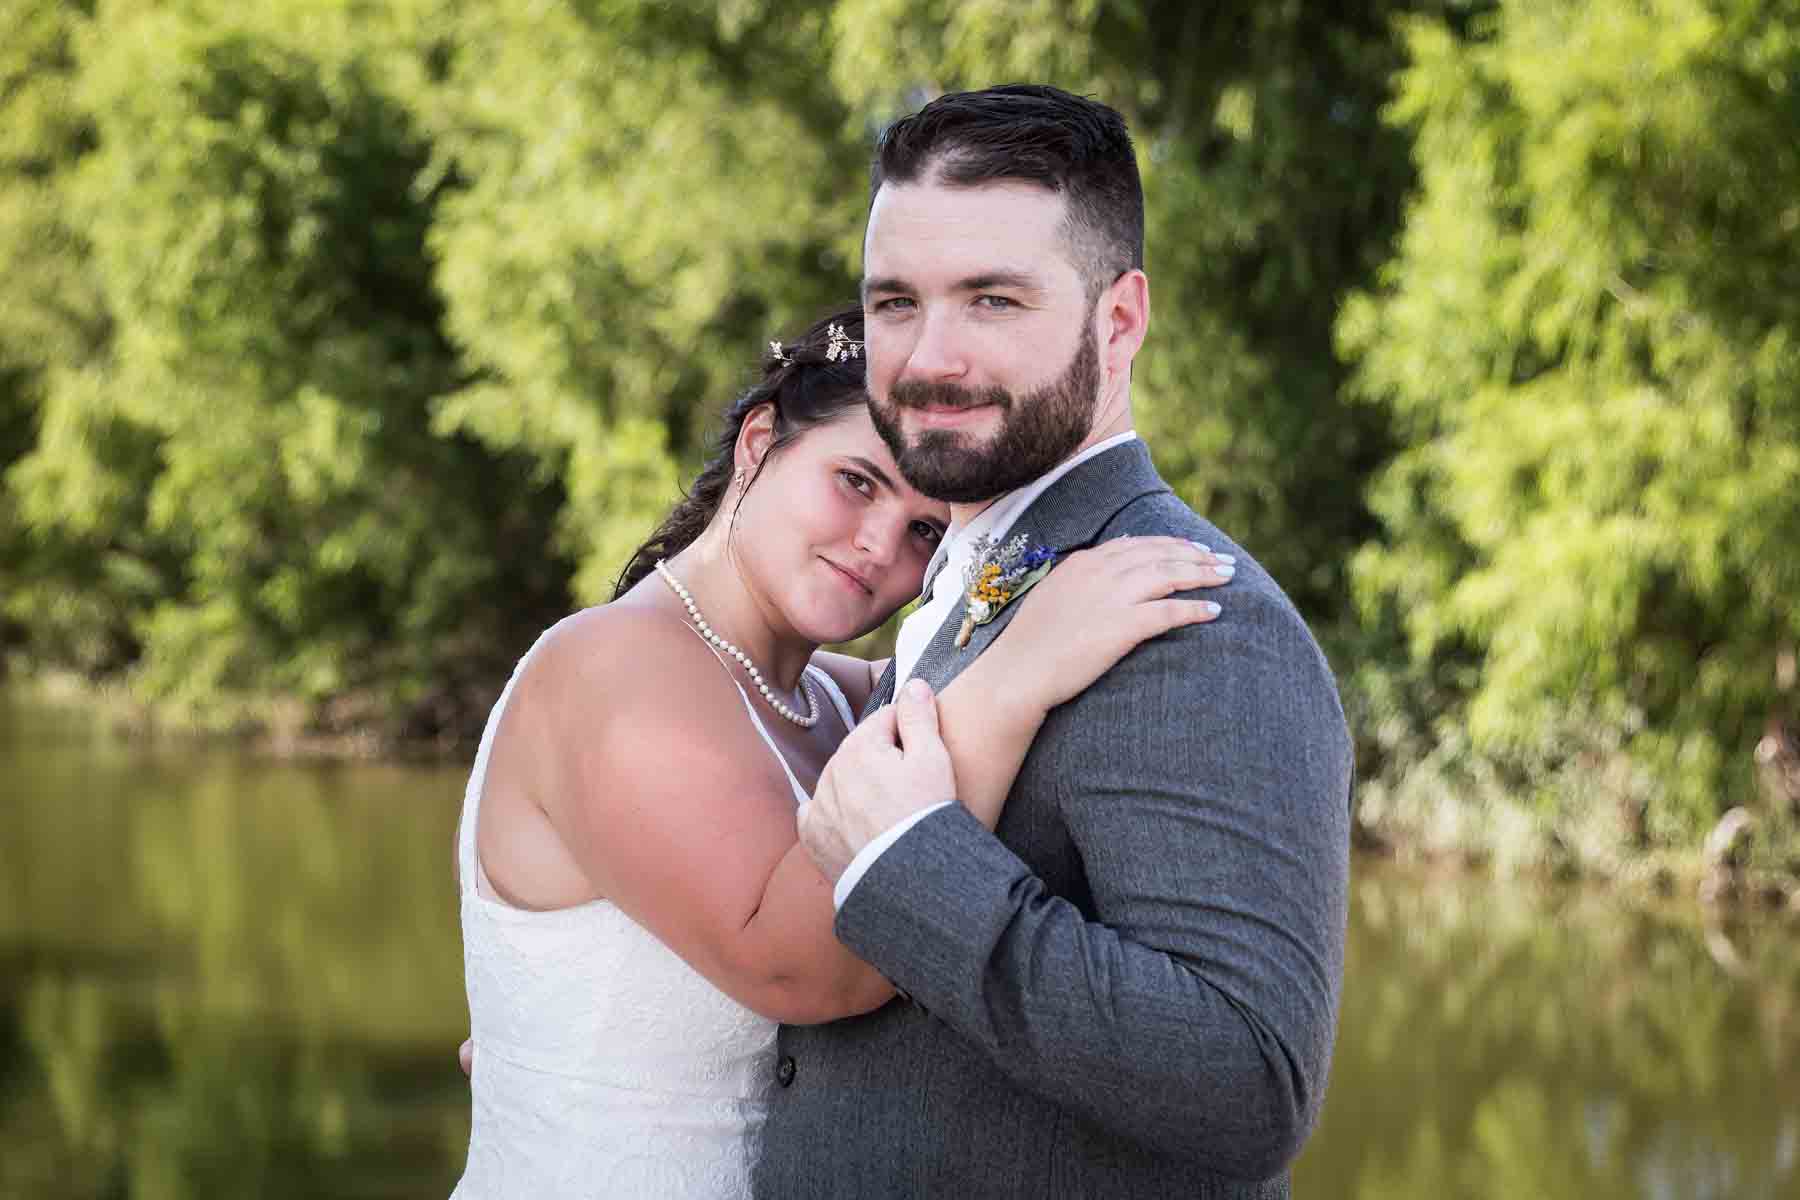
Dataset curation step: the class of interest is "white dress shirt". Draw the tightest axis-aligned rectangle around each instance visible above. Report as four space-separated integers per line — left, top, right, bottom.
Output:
832 431 1140 908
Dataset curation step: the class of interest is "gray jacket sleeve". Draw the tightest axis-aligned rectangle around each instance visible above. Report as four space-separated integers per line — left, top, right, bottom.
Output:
833 584 1352 1179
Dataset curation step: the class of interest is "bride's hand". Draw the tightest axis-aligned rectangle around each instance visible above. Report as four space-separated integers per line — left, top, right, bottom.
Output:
986 536 1233 715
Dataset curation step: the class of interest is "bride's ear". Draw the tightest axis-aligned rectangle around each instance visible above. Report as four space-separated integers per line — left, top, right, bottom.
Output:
733 403 778 481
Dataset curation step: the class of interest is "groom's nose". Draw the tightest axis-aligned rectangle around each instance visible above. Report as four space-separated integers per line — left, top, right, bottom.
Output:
900 307 970 383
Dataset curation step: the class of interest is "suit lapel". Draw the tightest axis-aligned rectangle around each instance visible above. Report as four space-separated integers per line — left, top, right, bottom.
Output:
865 660 897 716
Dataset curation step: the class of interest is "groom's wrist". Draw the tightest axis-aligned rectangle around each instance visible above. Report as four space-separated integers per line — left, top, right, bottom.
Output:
830 802 953 910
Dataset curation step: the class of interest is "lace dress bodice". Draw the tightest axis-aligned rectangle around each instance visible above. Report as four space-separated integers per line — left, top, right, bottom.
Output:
451 618 855 1199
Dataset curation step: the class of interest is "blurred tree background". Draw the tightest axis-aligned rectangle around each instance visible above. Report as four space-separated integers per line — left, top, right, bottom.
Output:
1 0 1795 886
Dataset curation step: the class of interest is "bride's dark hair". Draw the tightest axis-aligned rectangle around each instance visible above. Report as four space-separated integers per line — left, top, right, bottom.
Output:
613 305 870 598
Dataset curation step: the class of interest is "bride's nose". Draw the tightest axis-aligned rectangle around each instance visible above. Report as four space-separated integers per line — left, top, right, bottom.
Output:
852 513 901 568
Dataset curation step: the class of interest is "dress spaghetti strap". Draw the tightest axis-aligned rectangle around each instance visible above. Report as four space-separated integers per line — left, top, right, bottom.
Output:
809 667 858 732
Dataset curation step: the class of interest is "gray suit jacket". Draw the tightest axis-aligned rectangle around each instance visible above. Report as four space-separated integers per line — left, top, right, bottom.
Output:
754 440 1352 1198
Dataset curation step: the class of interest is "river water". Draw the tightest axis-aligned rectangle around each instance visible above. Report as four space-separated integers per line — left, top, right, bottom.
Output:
3 691 1796 1198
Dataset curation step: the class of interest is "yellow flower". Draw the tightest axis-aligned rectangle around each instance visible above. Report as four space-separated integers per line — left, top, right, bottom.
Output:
971 563 1012 605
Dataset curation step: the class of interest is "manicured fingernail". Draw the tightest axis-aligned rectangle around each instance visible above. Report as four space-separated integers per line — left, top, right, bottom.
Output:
904 678 931 699
1213 563 1235 579
1212 553 1237 565
1201 601 1222 616
1191 541 1210 553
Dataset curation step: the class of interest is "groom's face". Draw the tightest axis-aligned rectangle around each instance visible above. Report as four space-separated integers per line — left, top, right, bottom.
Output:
861 178 1101 504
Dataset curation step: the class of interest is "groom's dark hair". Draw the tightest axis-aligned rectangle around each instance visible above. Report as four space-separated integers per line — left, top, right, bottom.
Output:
871 84 1144 298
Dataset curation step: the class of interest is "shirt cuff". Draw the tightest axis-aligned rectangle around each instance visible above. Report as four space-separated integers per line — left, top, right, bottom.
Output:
831 802 953 910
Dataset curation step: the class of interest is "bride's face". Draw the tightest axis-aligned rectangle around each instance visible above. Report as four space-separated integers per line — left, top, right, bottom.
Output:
734 404 948 643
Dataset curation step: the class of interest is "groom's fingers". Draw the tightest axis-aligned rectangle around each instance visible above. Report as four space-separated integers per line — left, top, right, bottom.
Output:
894 678 941 753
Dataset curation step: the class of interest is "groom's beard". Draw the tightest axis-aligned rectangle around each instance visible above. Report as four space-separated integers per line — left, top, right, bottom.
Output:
870 331 1101 504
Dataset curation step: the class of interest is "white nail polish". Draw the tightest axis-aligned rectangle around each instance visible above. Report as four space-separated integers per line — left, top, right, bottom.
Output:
1214 564 1235 579
1201 601 1222 616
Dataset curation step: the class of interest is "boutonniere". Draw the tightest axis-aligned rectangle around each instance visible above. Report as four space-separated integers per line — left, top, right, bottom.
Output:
955 533 1060 648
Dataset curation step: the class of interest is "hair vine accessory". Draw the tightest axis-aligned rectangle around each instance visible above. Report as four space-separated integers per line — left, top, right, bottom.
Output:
824 322 862 362
956 533 1060 648
654 559 821 727
768 323 862 367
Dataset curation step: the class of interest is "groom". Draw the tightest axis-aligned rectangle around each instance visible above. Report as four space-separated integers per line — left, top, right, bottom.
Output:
771 85 1352 1197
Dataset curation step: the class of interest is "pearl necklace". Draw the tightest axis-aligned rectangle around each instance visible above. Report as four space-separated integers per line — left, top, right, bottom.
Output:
654 559 820 728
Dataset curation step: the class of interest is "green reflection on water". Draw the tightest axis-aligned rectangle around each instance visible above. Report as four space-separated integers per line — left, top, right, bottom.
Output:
3 692 1798 1198
1296 869 1800 1199
1 693 470 1198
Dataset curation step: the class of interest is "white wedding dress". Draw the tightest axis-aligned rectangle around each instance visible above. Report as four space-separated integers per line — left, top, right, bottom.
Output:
451 620 856 1199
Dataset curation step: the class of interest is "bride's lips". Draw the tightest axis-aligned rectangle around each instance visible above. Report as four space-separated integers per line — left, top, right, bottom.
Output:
821 557 874 596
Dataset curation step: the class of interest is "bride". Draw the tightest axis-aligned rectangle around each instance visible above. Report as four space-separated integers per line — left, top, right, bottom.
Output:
450 307 1230 1197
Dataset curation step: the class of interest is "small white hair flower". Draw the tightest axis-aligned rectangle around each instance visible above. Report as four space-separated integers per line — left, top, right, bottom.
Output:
824 323 862 362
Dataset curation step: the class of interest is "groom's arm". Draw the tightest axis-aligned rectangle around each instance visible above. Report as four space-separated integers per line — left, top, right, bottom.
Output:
826 583 1351 1179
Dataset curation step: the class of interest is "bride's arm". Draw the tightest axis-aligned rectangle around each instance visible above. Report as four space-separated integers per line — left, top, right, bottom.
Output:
826 537 1234 831
524 609 895 1025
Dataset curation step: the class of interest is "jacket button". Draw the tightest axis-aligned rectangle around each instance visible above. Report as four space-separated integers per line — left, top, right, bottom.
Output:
776 1055 796 1087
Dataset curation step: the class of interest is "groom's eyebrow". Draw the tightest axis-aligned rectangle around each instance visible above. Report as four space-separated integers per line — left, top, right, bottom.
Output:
956 270 1043 294
861 275 910 299
861 270 1046 298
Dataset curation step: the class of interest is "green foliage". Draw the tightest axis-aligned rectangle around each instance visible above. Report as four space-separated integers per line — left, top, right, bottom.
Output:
1341 0 1800 837
0 0 135 670
0 0 1407 734
5 0 1797 871
418 0 869 600
5 0 571 734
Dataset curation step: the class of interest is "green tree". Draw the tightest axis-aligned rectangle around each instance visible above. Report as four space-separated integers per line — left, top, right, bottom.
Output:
9 0 571 736
1340 0 1800 847
0 0 157 675
418 0 872 601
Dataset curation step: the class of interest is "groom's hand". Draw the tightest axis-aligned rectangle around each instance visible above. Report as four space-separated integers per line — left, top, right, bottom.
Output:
798 678 956 883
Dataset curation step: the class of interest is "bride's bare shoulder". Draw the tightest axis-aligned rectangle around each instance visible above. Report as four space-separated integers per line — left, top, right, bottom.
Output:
507 601 791 821
519 601 721 712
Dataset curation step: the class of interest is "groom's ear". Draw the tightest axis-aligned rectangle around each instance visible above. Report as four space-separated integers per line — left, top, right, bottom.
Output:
734 402 778 477
1098 268 1150 384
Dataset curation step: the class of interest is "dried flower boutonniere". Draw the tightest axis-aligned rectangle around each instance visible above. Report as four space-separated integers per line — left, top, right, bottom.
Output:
955 533 1060 648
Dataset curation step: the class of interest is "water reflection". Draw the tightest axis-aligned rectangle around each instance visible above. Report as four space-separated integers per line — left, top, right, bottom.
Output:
0 692 469 1198
3 692 1798 1198
1296 867 1800 1199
